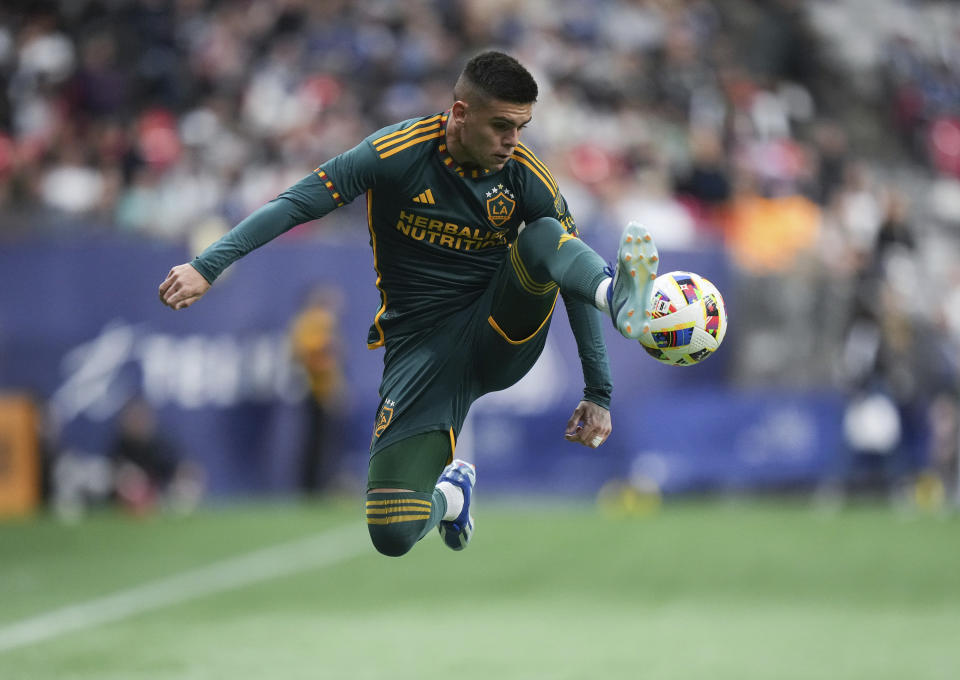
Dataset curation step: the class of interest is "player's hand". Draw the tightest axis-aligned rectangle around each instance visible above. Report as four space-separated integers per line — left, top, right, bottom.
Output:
564 400 611 449
158 263 211 310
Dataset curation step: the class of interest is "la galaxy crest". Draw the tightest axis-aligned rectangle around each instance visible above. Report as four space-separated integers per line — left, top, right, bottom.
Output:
374 400 395 438
485 184 516 227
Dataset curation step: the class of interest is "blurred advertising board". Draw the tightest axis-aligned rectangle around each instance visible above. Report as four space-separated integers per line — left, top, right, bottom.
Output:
0 235 843 497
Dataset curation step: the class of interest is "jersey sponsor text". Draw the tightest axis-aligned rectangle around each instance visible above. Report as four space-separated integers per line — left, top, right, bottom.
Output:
395 210 507 251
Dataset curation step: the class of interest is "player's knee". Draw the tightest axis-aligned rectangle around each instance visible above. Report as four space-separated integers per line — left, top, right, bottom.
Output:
517 217 564 249
515 217 568 273
367 522 422 557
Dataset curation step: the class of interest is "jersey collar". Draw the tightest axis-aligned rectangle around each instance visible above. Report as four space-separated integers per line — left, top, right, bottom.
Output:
438 111 494 179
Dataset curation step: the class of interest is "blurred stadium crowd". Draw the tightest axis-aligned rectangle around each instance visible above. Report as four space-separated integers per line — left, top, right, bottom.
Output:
1 0 958 500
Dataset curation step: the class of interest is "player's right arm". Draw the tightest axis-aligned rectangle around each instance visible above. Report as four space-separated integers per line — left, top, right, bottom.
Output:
158 140 380 310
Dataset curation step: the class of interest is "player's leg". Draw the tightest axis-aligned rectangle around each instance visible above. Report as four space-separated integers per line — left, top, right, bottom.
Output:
485 246 561 349
366 430 475 556
513 217 659 339
479 250 558 393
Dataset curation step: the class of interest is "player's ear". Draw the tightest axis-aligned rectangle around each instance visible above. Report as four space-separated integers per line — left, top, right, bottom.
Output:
451 100 468 124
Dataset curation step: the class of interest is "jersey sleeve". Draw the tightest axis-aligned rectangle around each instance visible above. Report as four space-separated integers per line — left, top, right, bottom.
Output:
315 138 381 202
190 140 381 283
563 295 613 409
516 149 578 237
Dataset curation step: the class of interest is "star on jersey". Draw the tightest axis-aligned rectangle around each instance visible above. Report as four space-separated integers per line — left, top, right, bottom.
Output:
485 184 515 198
485 184 516 227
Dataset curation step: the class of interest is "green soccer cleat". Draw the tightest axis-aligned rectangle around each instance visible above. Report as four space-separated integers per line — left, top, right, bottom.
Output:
605 222 659 340
437 459 476 551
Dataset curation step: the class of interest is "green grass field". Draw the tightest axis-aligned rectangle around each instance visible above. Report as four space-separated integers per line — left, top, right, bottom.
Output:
1 499 958 680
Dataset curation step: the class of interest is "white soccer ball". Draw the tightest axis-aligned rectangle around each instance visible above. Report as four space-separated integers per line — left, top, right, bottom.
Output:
639 271 727 366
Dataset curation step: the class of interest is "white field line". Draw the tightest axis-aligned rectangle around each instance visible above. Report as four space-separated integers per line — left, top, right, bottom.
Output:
0 523 368 653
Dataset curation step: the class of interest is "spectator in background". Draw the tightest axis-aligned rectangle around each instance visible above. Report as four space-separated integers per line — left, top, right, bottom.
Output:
673 125 731 220
289 287 346 497
2 0 958 508
831 187 933 500
109 397 203 515
926 391 959 507
810 120 849 206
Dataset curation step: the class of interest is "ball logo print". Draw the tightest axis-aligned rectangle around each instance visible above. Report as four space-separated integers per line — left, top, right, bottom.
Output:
650 290 676 318
640 271 727 366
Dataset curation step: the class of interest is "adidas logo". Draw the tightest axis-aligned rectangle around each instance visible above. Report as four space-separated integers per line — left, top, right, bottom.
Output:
412 188 436 205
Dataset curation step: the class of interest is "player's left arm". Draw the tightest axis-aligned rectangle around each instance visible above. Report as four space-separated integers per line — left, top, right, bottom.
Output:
517 157 613 448
559 248 613 448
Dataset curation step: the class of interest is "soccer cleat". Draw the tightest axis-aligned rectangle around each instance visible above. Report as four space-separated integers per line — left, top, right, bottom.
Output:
437 459 476 551
605 222 659 340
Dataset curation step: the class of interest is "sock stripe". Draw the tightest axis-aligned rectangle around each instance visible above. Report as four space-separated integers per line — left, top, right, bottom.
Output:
366 505 434 515
366 513 431 525
366 499 432 508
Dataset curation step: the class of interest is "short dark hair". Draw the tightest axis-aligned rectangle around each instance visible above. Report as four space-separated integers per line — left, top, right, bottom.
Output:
456 51 538 104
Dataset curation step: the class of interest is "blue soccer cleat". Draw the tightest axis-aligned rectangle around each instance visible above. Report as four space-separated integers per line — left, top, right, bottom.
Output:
437 459 476 551
606 221 659 340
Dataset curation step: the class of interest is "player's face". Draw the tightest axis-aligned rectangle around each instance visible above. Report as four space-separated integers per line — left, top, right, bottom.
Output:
457 99 532 170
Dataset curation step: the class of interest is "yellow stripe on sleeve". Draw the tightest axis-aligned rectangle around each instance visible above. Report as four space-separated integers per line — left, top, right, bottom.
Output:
513 145 559 196
374 120 443 153
378 130 445 159
515 144 559 192
510 154 557 198
372 115 443 148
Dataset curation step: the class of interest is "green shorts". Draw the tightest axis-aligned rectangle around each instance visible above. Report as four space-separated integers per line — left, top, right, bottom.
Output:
368 247 558 458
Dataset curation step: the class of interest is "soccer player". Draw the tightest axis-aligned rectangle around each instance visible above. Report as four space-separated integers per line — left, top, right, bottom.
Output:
158 51 659 557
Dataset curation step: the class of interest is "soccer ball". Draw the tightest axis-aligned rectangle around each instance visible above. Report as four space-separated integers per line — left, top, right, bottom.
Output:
639 271 727 366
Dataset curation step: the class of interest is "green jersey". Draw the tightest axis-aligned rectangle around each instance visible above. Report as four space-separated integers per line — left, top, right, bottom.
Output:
191 111 611 406
317 112 579 348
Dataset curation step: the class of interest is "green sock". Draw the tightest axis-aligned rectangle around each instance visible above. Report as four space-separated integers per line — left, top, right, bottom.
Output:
365 489 447 557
